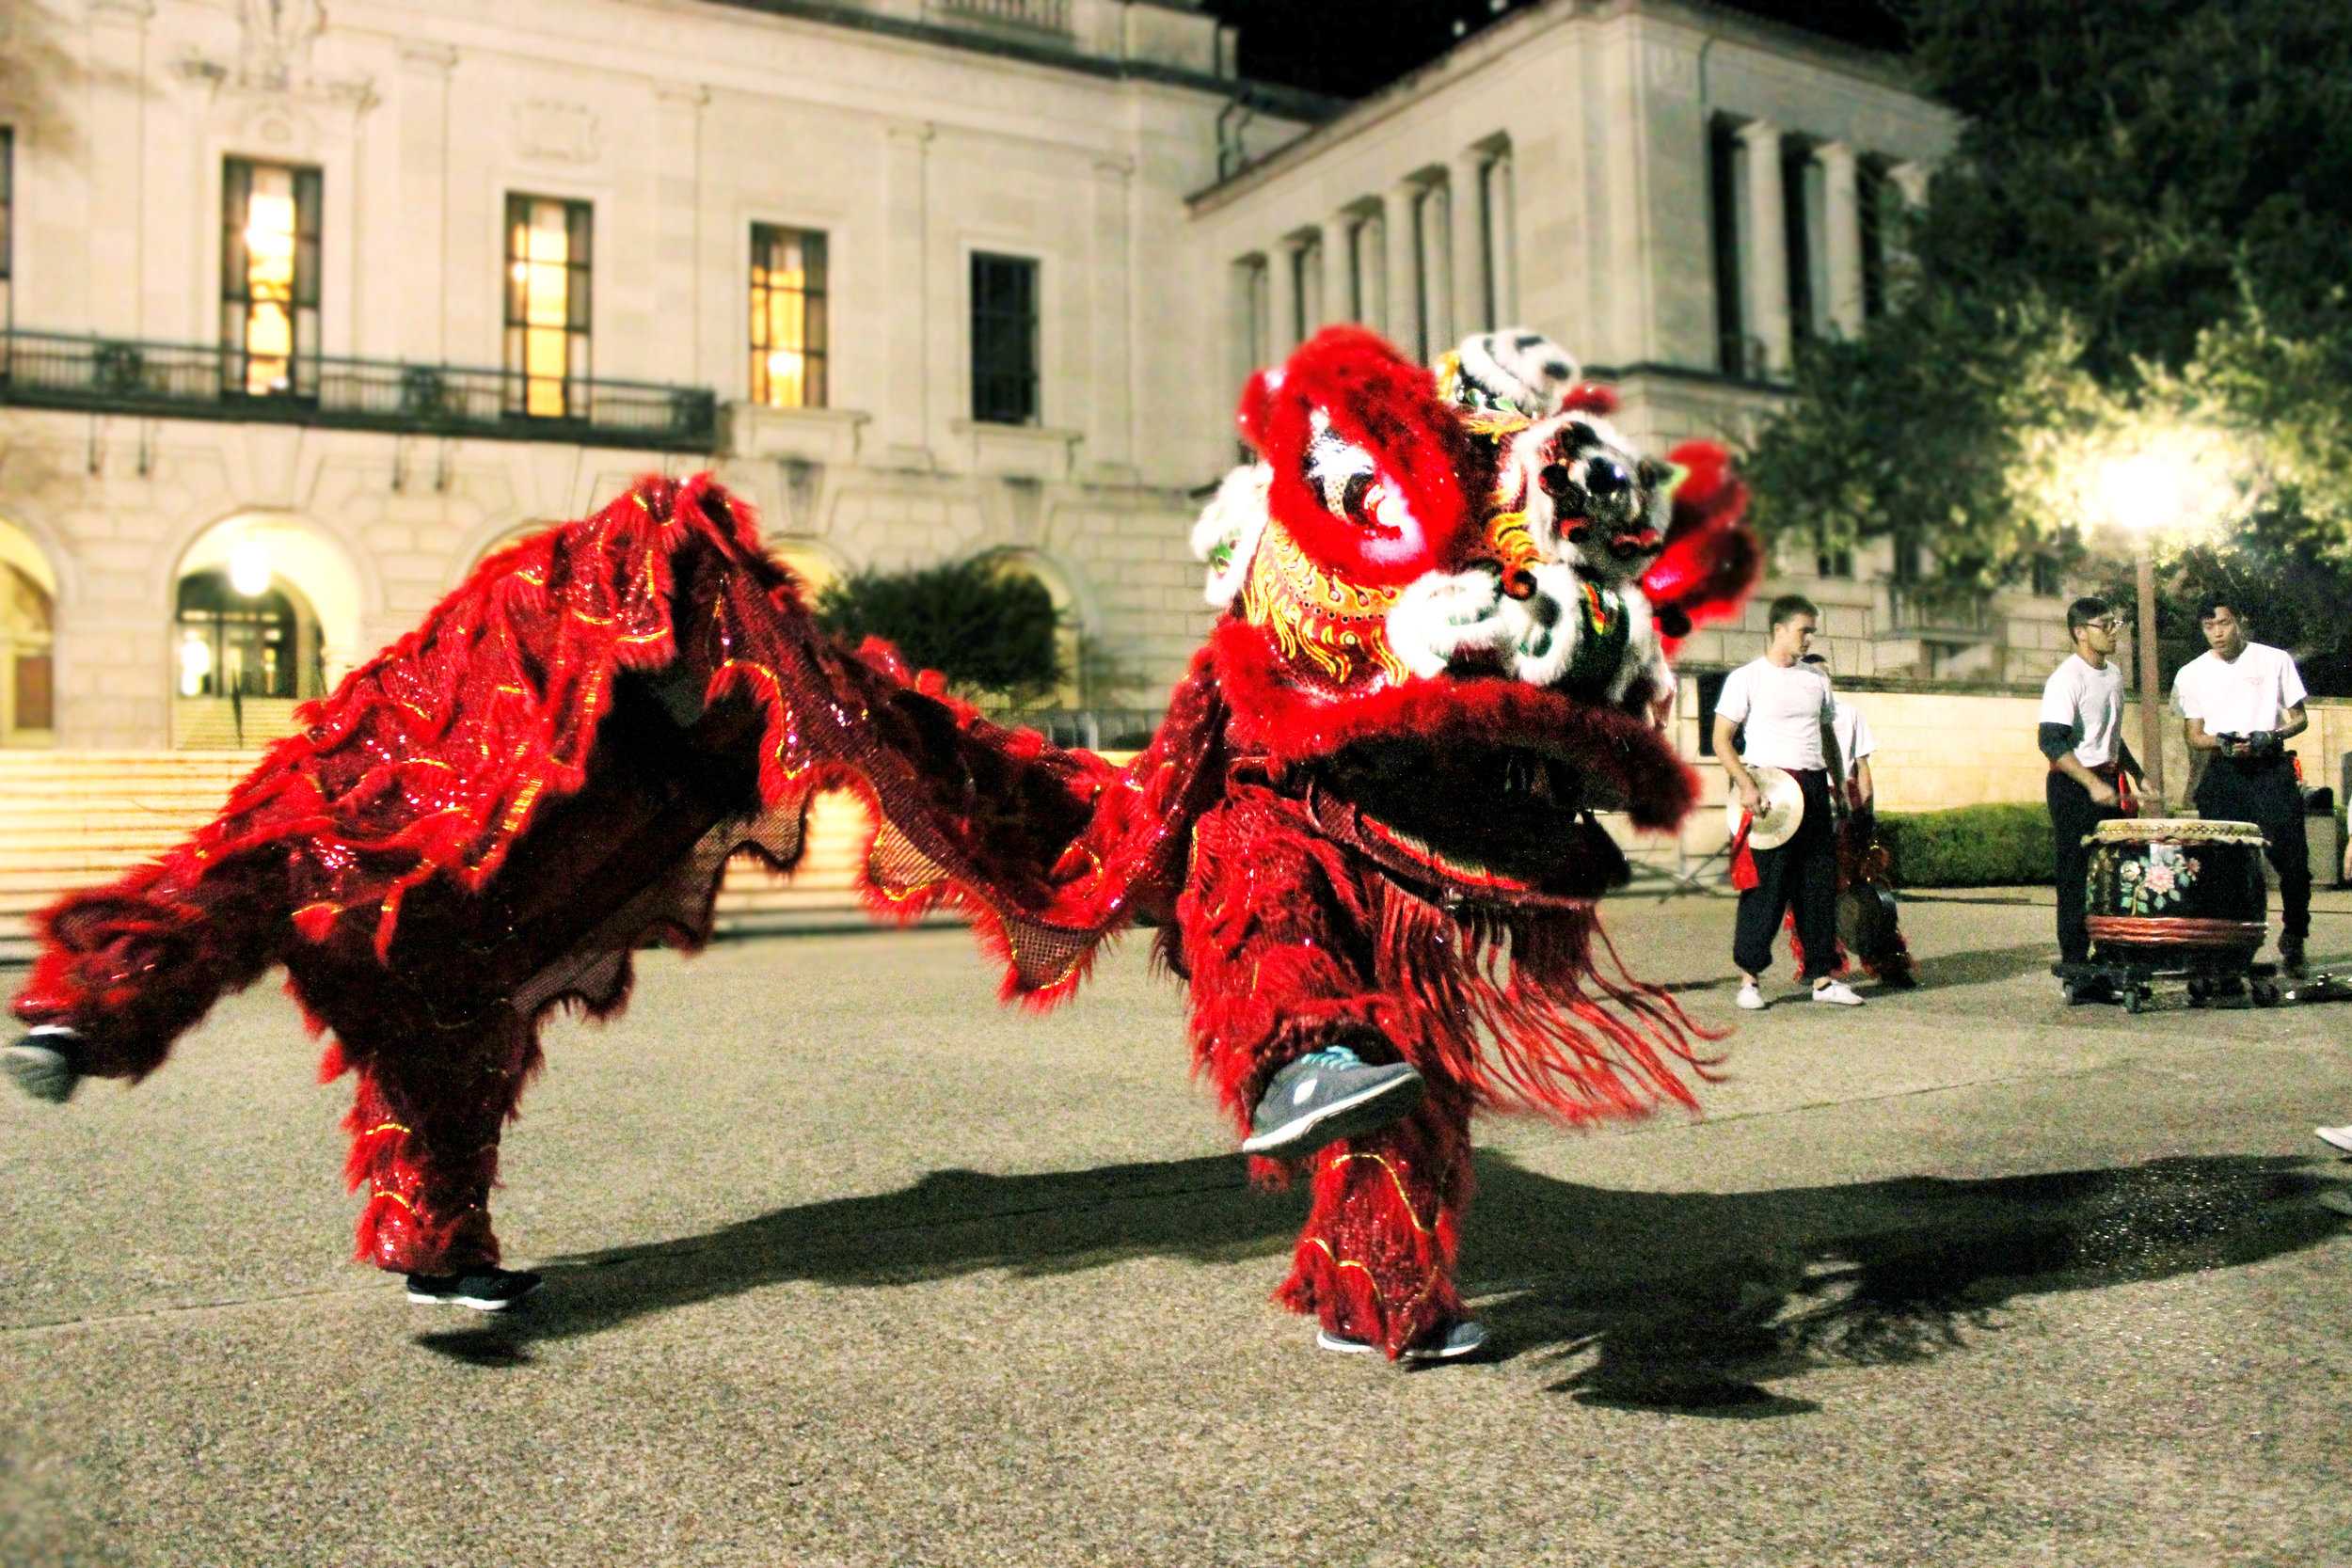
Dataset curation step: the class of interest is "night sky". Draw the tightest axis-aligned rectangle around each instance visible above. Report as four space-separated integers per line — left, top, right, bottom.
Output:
1202 0 1909 100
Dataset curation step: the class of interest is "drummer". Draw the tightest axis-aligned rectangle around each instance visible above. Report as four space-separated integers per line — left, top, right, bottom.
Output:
2040 597 2142 988
2173 594 2312 976
1714 595 1863 1009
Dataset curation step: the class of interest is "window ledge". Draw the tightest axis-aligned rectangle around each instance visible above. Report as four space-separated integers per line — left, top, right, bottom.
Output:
723 403 870 465
947 419 1082 481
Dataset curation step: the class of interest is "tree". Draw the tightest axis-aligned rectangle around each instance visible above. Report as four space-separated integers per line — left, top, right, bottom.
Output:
812 559 1067 706
1741 0 2352 610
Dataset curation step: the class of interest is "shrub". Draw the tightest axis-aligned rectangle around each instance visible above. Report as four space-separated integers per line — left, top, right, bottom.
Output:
1878 802 2053 889
813 560 1063 704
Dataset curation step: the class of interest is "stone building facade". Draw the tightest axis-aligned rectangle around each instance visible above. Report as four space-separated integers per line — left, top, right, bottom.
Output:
0 0 2066 755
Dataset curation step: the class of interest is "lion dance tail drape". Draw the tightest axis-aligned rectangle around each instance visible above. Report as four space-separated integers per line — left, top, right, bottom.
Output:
14 476 1222 1271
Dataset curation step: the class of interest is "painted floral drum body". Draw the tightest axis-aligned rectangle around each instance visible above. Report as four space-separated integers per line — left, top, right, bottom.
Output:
2084 817 2268 961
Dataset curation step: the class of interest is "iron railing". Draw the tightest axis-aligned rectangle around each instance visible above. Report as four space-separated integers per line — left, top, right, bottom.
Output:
0 329 719 451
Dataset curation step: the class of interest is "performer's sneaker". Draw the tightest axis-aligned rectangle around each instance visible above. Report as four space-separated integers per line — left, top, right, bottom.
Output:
405 1268 544 1311
2280 936 2308 978
1735 981 1765 1010
1810 980 1866 1006
1316 1318 1490 1362
2315 1126 2352 1156
4 1026 86 1104
1241 1045 1423 1157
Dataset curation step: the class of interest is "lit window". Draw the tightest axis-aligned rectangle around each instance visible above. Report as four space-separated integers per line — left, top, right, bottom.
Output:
222 158 321 397
503 195 592 419
970 253 1039 426
750 225 827 409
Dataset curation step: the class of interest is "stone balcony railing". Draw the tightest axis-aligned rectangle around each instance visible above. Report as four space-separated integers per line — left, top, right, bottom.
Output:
0 328 720 452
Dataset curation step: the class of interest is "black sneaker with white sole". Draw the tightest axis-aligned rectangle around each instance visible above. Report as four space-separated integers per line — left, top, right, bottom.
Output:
405 1267 544 1311
1240 1044 1423 1158
1317 1318 1489 1362
5 1026 87 1104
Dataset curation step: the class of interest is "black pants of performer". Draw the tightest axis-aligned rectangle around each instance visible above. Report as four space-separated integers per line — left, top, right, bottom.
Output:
2048 767 2126 965
2195 754 2310 943
1735 768 1838 981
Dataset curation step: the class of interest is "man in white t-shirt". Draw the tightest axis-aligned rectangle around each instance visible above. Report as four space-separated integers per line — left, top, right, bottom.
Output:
2039 596 2142 978
1712 594 1862 1009
2172 594 2312 974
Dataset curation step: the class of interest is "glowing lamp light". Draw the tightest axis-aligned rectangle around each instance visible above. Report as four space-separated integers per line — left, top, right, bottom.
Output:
229 536 273 598
2092 452 2192 535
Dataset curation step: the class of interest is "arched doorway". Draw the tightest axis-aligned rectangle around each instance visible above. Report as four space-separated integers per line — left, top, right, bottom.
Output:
976 547 1086 712
0 521 57 746
172 513 363 749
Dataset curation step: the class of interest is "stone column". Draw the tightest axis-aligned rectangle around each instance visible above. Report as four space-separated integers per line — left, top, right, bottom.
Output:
653 84 708 387
1422 186 1454 351
1319 214 1352 326
880 121 934 466
1484 150 1517 325
1358 214 1387 342
1819 139 1863 337
1227 257 1262 385
87 0 153 339
1381 179 1421 355
1266 236 1299 358
1087 156 1136 476
395 42 458 365
1447 148 1487 341
1734 119 1791 378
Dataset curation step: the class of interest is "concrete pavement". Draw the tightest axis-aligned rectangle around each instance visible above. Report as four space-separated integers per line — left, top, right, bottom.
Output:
5 888 2352 1566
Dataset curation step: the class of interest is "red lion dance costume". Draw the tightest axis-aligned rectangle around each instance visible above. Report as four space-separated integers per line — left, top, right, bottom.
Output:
8 327 1757 1357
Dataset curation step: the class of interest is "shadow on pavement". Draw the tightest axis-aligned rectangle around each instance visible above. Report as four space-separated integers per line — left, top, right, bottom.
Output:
421 1153 2345 1418
1909 941 2060 990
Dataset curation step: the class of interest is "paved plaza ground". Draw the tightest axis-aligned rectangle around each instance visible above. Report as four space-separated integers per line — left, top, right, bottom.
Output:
5 886 2352 1567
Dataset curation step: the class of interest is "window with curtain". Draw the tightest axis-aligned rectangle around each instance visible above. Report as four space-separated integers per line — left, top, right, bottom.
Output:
222 158 322 398
504 194 592 419
970 252 1039 425
750 224 828 409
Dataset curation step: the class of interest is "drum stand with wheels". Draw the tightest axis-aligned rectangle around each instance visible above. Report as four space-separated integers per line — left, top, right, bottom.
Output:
2052 956 2281 1013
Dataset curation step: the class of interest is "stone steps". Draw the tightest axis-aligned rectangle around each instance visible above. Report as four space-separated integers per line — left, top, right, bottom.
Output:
0 751 879 963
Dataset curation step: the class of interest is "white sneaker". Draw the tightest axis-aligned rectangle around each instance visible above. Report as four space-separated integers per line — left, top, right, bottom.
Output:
2315 1126 2352 1155
1736 981 1764 1011
1810 980 1866 1006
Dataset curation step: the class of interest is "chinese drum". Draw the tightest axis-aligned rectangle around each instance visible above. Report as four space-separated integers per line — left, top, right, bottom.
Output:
2083 817 2267 963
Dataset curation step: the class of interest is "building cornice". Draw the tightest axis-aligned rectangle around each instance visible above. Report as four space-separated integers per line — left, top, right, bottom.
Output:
1186 0 1939 215
698 0 1342 120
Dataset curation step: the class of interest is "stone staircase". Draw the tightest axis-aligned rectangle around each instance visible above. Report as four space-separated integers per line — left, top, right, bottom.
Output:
0 750 880 965
170 698 309 751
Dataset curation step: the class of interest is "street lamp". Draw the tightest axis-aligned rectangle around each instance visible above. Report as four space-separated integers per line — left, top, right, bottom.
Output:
2092 452 2190 819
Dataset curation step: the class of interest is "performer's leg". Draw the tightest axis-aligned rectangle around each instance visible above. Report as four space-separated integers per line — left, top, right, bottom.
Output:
1791 781 1841 984
1276 1078 1476 1358
2259 767 2312 965
328 1000 543 1304
2048 772 2098 966
1732 842 1795 980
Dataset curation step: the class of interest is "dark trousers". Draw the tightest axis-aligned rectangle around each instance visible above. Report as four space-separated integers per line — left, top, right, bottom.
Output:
1735 768 1838 980
2196 755 2310 942
2048 768 2125 965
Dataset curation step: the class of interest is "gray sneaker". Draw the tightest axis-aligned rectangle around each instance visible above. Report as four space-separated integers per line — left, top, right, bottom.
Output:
5 1027 86 1104
1317 1318 1490 1362
1240 1044 1422 1158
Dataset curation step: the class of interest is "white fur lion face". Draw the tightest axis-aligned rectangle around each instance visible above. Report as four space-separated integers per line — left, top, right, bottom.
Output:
1500 412 1675 586
1191 463 1271 608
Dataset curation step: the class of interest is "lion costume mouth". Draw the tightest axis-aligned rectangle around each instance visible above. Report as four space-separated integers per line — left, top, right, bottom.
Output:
1307 735 1633 899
